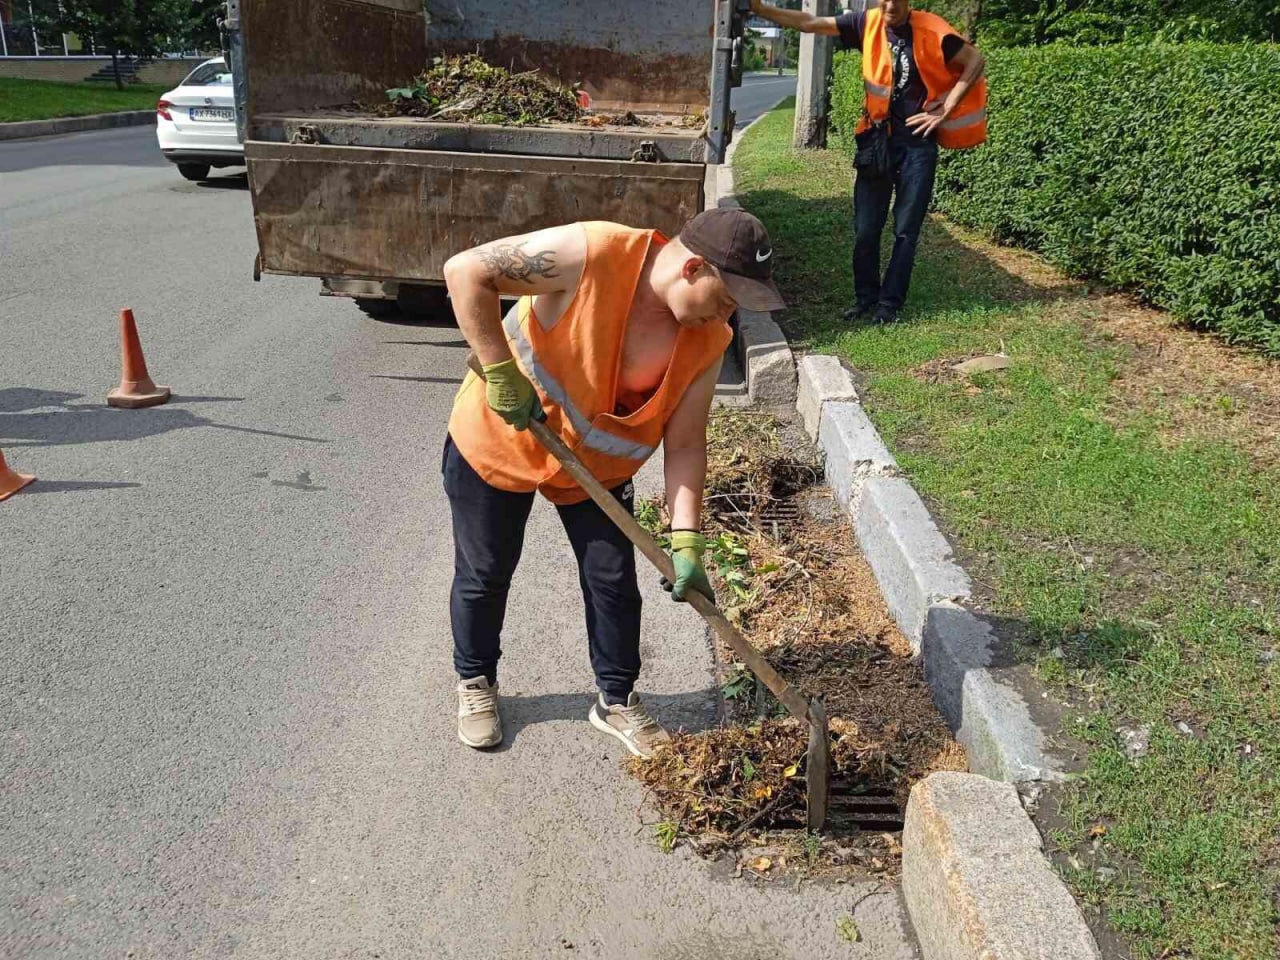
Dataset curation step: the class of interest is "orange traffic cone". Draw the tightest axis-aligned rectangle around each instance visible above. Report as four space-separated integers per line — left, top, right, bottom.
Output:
0 448 35 501
107 308 170 409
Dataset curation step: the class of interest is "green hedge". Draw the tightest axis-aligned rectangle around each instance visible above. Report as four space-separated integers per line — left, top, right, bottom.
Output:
830 44 1280 356
830 51 864 157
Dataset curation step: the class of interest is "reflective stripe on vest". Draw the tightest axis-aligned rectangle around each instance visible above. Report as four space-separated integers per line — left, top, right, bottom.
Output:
942 106 986 130
864 80 891 99
502 305 656 462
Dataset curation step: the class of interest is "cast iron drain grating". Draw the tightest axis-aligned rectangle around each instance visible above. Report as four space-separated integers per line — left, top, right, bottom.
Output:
757 498 802 537
772 781 904 833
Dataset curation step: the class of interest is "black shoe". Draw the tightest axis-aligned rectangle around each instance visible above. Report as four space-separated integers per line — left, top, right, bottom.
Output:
843 302 876 322
872 306 899 324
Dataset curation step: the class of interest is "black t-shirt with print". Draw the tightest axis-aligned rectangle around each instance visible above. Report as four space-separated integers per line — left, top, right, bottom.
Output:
836 10 965 147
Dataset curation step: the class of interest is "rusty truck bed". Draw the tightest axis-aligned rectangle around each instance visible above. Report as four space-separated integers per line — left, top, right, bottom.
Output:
234 0 737 290
245 142 706 284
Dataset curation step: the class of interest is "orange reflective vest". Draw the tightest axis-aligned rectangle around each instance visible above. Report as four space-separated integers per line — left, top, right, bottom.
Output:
856 8 987 150
448 221 733 505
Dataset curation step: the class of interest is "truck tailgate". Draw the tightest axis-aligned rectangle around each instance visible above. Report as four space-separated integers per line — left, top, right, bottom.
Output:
246 141 706 283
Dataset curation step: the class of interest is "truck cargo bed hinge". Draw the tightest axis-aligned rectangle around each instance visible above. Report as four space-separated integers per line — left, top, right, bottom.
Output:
631 140 659 163
290 124 320 145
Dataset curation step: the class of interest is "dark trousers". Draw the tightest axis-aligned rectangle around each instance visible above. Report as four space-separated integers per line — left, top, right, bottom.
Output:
441 435 642 704
853 139 939 313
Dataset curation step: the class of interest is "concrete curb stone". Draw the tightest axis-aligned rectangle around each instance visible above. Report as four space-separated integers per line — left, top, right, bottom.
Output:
855 475 971 651
724 102 1088 960
798 353 858 439
0 109 155 142
796 347 1064 783
737 309 797 404
923 603 1059 783
903 772 1101 960
818 399 896 514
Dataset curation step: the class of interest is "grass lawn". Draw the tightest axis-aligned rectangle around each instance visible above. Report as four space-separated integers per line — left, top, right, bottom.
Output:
735 100 1280 960
0 77 168 123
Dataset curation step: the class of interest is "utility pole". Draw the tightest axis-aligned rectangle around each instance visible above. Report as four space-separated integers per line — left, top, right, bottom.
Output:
793 0 834 148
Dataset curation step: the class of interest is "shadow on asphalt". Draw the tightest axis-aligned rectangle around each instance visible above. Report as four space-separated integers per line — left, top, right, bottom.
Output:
19 479 143 494
168 394 246 404
1 404 328 446
491 689 719 751
0 387 85 412
0 388 244 412
195 172 249 190
364 310 461 328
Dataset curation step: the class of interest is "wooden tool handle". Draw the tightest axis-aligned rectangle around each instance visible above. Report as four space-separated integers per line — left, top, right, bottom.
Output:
464 353 813 723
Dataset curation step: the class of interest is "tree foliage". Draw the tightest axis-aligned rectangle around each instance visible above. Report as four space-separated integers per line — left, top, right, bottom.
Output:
36 0 223 88
182 0 226 52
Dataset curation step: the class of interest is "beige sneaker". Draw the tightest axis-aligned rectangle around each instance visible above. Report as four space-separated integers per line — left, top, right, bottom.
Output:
588 692 672 759
457 677 502 748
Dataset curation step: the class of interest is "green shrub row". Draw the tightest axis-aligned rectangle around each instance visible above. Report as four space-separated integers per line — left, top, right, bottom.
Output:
830 43 1280 356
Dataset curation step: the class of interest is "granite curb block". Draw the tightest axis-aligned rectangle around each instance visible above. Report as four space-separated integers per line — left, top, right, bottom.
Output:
924 603 1059 783
736 309 797 404
798 354 1062 785
855 475 972 651
798 353 858 438
715 112 798 405
724 106 1089 960
0 110 156 142
817 398 896 514
903 772 1101 960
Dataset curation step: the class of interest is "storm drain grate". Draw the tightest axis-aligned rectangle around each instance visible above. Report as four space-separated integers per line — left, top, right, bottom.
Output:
756 498 802 538
772 781 904 834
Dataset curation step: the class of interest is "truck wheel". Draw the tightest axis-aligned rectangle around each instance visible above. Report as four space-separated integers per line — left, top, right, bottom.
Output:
177 163 211 181
354 297 400 319
396 285 457 326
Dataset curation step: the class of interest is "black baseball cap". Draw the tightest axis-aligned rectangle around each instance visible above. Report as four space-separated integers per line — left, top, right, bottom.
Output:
679 208 786 312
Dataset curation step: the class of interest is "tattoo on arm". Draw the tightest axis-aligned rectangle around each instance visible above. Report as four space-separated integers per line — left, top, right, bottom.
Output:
476 243 560 284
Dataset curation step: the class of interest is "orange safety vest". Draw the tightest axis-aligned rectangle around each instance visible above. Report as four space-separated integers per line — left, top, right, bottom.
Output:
448 221 733 505
856 8 987 150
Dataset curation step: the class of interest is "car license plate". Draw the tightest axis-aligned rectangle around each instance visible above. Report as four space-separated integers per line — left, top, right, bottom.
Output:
189 107 233 121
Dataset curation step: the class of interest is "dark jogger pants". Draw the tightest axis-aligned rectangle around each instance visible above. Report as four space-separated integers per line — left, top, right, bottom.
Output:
853 139 939 313
442 435 642 704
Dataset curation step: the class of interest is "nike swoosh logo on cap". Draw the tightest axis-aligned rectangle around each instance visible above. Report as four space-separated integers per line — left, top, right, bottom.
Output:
756 248 772 262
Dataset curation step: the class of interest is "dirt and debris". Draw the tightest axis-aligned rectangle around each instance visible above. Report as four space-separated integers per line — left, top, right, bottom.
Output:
703 411 824 533
374 55 582 125
914 352 1012 385
370 55 704 129
631 412 965 877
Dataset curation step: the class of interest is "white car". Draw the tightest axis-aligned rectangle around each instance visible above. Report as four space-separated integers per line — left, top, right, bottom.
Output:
156 57 243 181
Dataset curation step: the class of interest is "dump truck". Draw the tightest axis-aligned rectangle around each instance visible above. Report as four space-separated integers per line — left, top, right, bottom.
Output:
223 0 751 316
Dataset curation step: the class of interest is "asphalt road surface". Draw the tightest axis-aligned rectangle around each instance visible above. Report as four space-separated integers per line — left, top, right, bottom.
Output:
1 90 916 960
733 73 798 128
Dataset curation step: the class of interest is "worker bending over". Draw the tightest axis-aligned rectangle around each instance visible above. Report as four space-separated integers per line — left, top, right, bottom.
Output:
442 208 785 758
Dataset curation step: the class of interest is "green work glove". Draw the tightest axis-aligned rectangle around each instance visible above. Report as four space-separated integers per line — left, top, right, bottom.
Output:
662 530 714 603
482 358 542 431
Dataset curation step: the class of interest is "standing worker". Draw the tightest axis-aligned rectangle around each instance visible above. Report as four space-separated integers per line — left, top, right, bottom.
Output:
749 0 986 324
441 209 785 757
